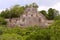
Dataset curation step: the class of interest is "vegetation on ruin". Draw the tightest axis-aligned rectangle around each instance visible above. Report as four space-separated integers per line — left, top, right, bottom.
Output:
0 3 60 40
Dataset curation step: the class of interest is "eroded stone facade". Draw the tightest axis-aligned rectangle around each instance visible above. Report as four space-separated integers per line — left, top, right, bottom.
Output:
5 6 53 27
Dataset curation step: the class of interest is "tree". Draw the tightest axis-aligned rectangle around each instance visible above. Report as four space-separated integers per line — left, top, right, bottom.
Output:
28 3 38 8
0 9 10 18
40 10 48 19
48 8 59 20
0 5 25 18
8 5 25 18
53 9 59 17
32 3 38 8
48 8 54 20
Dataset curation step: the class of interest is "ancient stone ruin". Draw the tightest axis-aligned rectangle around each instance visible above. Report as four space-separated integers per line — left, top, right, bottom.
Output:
5 6 53 27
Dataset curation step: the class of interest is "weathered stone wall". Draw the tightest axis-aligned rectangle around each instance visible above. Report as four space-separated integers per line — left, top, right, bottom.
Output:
5 7 53 27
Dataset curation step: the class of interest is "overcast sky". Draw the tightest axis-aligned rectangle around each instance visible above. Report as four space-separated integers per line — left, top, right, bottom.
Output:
0 0 60 11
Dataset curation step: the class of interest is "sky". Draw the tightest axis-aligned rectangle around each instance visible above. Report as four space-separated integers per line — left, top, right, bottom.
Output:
0 0 60 11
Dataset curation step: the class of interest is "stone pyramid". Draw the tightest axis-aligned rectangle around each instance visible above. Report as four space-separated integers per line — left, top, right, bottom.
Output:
18 7 47 27
6 6 53 27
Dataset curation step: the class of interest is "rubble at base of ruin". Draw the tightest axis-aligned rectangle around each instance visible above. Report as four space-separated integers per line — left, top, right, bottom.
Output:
5 6 53 27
